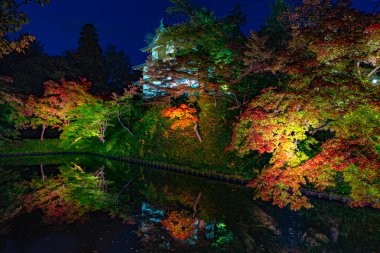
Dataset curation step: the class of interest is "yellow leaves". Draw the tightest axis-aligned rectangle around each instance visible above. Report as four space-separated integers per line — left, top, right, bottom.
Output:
170 119 193 130
163 130 170 138
0 34 35 58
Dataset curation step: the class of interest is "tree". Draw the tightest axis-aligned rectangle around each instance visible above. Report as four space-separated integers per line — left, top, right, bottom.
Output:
166 0 195 18
60 99 112 143
0 0 49 58
19 79 94 140
110 86 139 137
0 89 26 142
22 95 60 140
161 210 196 240
0 40 73 95
162 103 202 142
261 0 291 51
23 164 115 224
229 3 380 210
229 85 380 210
104 45 134 92
60 86 138 144
77 23 103 62
68 23 106 93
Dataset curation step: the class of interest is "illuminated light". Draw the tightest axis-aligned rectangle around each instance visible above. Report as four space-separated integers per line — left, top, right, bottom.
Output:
221 85 228 91
372 79 378 85
216 222 226 228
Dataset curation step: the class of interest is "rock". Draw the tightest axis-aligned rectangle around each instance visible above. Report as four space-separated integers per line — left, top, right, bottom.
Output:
330 227 339 243
315 233 330 243
242 234 256 252
305 237 320 247
252 206 281 235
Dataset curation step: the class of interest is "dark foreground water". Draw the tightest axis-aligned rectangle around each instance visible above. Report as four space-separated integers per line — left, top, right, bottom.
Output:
0 156 379 253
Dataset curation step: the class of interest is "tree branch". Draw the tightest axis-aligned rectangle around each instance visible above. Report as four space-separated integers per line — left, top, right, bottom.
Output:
117 110 135 137
367 65 380 79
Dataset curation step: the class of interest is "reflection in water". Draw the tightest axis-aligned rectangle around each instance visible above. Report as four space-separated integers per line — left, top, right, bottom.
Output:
0 156 379 252
22 163 118 224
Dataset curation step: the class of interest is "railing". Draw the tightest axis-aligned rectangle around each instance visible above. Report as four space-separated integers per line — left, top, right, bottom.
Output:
0 151 366 206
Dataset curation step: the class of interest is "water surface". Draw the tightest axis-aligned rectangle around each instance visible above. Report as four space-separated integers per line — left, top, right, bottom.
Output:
0 156 379 252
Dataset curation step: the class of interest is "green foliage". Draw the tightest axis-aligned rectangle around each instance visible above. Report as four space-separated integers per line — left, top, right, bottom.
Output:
23 163 116 223
0 168 26 221
59 164 114 210
60 87 138 145
1 0 379 215
211 223 234 251
60 100 113 144
0 91 25 143
18 79 95 140
145 5 246 100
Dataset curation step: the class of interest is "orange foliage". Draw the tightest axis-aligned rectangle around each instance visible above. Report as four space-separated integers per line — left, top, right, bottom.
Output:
162 104 199 130
22 178 85 224
161 211 196 240
230 84 380 210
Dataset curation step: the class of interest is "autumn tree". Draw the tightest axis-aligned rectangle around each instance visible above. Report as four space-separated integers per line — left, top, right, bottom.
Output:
161 211 196 240
230 86 380 210
23 164 115 224
19 79 94 140
0 0 49 58
22 95 60 140
162 103 202 142
229 3 380 210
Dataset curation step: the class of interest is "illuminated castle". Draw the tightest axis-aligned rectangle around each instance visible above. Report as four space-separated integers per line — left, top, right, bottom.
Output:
133 19 199 99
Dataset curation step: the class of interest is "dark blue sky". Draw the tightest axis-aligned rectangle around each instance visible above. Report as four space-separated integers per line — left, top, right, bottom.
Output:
21 0 377 64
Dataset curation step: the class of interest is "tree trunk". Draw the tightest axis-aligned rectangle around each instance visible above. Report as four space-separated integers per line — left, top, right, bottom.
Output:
40 164 45 182
117 111 135 137
193 123 203 143
40 124 46 141
193 192 202 218
98 120 107 143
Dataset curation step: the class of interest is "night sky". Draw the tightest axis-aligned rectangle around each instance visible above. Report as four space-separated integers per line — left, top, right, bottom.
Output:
21 0 378 64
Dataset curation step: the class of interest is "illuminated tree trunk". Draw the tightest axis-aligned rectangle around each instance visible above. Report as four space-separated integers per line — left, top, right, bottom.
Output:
193 123 202 143
117 110 134 137
40 163 45 182
98 120 107 143
40 124 46 141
